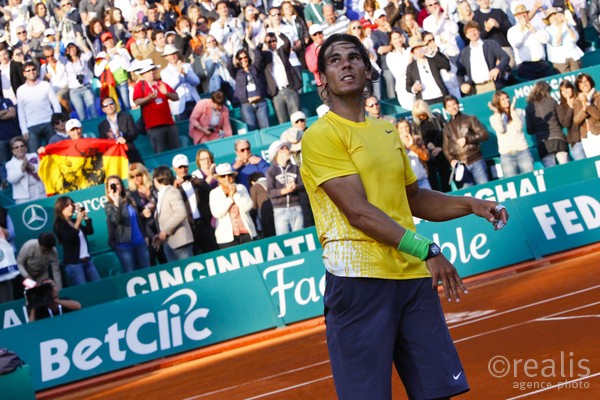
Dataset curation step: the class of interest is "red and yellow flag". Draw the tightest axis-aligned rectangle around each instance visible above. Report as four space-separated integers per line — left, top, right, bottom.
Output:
99 67 121 113
39 139 129 196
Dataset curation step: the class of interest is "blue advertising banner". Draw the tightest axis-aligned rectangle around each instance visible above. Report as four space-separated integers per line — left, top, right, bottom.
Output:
0 267 279 391
510 182 600 256
1 179 598 391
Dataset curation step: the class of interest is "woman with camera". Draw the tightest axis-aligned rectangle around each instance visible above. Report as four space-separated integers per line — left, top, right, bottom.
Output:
127 163 166 265
104 175 151 273
65 36 98 119
53 196 100 286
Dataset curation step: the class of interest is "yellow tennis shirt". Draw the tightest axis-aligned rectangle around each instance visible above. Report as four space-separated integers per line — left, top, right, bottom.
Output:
301 111 431 279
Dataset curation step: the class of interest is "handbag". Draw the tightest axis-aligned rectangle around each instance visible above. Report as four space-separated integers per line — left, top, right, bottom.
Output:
0 348 24 375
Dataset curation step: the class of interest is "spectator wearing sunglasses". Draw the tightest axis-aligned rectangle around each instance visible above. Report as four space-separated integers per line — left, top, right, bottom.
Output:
48 113 70 144
97 98 143 164
231 139 270 190
16 61 61 151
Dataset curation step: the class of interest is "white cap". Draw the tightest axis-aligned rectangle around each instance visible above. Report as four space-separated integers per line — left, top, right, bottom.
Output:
65 119 82 131
309 24 323 36
215 163 237 176
138 60 159 74
267 140 291 163
280 128 303 152
290 111 306 123
172 154 189 168
374 9 387 19
44 28 56 37
162 44 179 56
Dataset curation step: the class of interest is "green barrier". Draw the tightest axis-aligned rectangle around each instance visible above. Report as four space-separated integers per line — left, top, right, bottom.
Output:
80 116 104 138
418 201 533 277
511 182 600 257
258 250 325 324
0 267 280 391
450 156 600 201
0 228 320 328
230 117 249 135
3 158 598 329
298 91 322 118
8 185 109 257
0 188 14 207
1 178 598 390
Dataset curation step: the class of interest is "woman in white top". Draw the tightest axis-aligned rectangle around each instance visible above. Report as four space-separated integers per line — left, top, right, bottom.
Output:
209 163 256 249
488 90 535 178
6 136 46 204
544 7 583 74
386 30 415 111
65 38 98 119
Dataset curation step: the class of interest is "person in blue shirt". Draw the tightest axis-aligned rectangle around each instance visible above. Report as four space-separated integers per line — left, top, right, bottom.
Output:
231 139 269 190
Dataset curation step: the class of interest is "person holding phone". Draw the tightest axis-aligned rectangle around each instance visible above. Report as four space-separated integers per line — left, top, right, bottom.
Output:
53 196 100 286
188 90 232 145
104 175 151 273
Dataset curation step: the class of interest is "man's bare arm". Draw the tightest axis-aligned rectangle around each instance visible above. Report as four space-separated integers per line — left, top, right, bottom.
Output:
321 175 472 302
406 182 508 228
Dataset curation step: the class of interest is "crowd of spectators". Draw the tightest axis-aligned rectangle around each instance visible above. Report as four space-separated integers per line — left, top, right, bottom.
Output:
0 0 599 303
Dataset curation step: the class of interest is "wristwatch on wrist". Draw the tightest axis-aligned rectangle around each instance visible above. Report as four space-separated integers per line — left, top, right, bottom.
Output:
424 243 441 261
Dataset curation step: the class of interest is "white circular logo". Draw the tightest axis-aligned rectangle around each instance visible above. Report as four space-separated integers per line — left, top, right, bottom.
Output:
22 204 48 231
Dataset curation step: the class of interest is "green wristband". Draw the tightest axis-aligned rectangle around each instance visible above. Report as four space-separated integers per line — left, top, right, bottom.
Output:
397 230 433 261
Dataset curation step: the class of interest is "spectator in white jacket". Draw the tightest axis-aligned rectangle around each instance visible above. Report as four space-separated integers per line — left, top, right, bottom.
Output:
6 136 46 204
209 163 257 249
160 44 201 121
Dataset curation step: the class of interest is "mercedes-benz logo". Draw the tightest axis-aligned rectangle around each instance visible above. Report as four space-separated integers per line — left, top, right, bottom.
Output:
22 204 48 231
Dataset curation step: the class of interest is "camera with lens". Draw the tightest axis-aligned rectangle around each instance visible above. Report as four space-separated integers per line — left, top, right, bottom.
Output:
183 175 192 182
110 183 117 192
76 73 85 84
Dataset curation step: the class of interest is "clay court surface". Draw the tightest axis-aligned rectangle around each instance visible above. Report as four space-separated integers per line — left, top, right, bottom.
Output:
43 243 600 400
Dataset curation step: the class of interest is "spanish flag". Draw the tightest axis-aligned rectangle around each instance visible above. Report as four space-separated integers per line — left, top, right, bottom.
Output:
38 139 129 196
99 67 121 113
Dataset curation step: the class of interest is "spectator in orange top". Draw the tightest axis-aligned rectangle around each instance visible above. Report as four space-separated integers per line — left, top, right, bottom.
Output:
188 90 232 145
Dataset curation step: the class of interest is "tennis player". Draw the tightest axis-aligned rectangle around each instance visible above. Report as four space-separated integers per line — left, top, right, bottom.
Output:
300 33 509 400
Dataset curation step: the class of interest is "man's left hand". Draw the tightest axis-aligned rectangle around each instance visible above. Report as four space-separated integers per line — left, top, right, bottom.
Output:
470 199 509 230
489 68 500 81
426 254 468 303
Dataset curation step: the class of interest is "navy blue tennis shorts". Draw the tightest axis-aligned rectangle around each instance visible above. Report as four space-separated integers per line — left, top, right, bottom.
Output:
324 272 469 400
